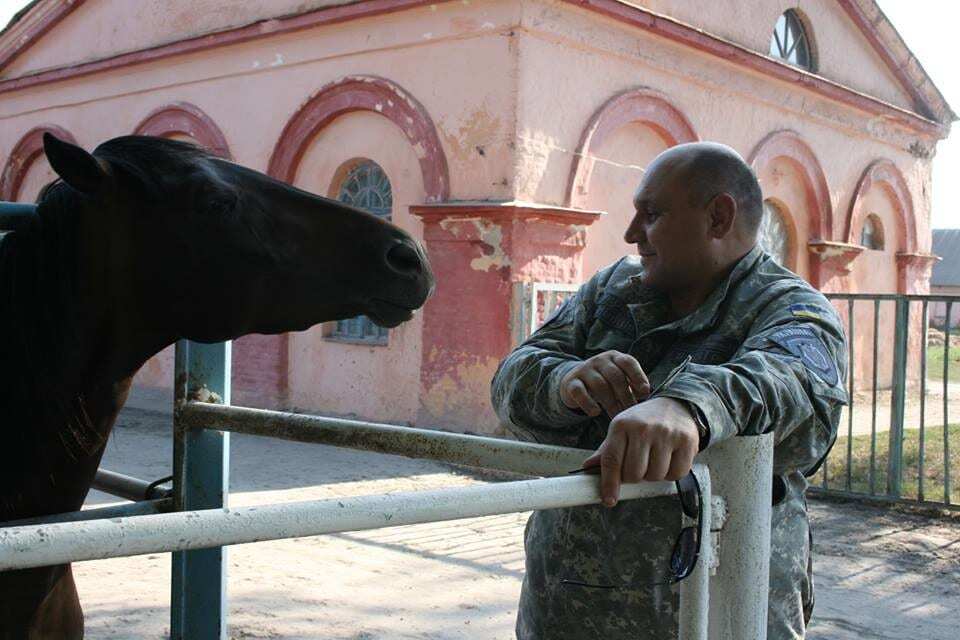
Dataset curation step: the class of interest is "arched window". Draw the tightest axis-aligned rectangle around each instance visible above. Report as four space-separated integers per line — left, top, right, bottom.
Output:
331 160 393 344
759 200 792 267
860 214 885 250
770 10 813 71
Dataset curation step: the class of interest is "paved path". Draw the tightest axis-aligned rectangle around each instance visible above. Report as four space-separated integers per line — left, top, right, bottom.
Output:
72 399 959 639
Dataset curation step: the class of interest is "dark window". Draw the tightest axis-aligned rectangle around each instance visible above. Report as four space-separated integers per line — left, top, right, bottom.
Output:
770 10 813 71
759 200 792 267
331 161 393 344
860 214 885 251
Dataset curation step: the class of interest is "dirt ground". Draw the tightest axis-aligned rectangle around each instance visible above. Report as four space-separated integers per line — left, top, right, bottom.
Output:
72 398 960 640
843 381 960 437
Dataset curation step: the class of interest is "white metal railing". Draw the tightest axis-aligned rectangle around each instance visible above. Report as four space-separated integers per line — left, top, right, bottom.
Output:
0 400 772 639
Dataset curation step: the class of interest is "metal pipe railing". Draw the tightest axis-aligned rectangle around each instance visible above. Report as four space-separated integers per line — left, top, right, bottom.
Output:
180 402 592 478
182 400 772 639
0 473 678 571
92 468 172 502
1 498 172 528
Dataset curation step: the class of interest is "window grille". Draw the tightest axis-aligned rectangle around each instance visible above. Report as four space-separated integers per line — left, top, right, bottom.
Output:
770 10 813 71
331 161 393 344
860 214 885 251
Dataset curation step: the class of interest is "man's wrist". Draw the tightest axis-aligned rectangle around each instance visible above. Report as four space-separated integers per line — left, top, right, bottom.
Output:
685 401 710 451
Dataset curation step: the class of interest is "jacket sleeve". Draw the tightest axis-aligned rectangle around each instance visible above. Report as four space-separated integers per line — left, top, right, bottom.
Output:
653 287 848 475
491 266 616 445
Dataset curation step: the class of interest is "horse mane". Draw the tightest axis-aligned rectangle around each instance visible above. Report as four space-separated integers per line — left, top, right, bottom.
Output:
92 136 214 200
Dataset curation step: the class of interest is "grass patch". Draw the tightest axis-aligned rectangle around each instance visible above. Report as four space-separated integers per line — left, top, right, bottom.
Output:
926 343 960 383
821 423 960 504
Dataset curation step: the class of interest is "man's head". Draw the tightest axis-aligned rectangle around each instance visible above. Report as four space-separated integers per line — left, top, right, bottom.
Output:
625 142 762 294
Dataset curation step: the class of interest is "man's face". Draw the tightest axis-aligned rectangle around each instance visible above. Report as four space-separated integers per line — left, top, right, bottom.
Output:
624 157 714 293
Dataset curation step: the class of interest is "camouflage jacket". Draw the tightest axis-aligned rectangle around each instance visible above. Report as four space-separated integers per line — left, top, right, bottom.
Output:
491 246 848 640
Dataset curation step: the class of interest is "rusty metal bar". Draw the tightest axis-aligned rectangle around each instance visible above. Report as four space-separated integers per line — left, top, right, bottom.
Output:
846 298 855 491
944 301 953 505
919 300 928 502
887 298 909 497
180 402 591 478
870 298 880 495
92 469 171 502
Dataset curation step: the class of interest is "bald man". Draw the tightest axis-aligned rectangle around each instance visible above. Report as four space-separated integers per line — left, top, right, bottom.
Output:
492 142 848 639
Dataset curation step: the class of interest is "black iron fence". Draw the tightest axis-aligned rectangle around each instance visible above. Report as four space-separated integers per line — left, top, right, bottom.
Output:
816 294 958 510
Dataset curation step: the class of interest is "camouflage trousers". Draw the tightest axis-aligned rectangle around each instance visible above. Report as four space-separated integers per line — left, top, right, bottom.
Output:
515 474 813 639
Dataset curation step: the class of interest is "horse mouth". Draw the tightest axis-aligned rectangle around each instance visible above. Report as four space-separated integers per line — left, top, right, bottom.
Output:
366 299 418 328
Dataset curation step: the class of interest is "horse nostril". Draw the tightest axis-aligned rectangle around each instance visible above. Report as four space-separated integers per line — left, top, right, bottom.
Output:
386 242 422 277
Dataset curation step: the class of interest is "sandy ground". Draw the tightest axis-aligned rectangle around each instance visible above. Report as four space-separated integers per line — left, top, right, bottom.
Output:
842 380 960 437
71 397 960 640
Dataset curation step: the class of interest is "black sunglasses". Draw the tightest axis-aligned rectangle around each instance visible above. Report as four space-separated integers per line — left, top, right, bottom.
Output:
560 470 703 590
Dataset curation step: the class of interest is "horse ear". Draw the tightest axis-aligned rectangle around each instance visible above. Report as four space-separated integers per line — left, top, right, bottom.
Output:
43 133 107 194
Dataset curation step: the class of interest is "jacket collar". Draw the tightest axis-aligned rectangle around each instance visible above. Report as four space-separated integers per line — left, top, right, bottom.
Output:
628 245 764 338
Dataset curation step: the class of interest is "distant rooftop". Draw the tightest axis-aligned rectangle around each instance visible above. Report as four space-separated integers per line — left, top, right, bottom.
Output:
932 229 960 286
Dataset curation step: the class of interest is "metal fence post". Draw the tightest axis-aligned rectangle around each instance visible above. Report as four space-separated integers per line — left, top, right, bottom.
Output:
887 298 909 498
700 433 773 639
171 339 231 640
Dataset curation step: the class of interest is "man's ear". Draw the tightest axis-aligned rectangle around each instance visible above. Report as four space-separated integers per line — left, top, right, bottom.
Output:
708 192 737 239
43 133 107 194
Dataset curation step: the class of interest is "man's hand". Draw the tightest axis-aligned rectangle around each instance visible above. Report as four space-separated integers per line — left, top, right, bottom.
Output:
559 350 651 418
582 397 699 507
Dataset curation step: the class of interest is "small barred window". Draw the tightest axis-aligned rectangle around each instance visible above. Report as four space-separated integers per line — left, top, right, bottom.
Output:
770 10 813 71
332 160 393 344
860 214 885 251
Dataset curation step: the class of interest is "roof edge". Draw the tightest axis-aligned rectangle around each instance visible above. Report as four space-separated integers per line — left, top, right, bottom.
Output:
838 0 956 125
0 0 86 73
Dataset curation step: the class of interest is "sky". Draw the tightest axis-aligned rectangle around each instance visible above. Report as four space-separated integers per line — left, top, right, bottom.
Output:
0 0 957 227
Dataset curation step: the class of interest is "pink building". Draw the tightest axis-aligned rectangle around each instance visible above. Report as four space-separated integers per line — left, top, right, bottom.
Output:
1 0 953 434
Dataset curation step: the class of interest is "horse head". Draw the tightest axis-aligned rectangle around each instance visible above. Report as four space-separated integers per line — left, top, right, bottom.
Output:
41 133 434 353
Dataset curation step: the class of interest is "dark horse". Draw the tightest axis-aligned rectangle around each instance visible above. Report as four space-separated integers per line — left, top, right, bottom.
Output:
0 133 434 638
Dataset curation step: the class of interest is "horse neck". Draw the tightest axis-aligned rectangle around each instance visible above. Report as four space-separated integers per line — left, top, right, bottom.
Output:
0 205 145 520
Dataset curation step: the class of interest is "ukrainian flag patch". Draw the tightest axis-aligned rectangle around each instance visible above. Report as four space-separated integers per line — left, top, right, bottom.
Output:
789 303 825 321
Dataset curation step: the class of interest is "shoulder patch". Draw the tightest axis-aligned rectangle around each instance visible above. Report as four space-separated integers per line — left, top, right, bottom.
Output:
788 303 827 321
768 326 839 386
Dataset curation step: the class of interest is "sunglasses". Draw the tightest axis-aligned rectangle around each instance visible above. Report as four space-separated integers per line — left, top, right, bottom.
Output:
560 470 703 589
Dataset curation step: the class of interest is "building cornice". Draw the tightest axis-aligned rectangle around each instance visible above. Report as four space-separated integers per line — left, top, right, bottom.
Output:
560 0 948 138
0 0 950 139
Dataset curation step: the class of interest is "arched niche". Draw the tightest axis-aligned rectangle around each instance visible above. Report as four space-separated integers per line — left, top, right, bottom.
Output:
133 102 231 158
267 75 449 203
1 125 77 201
845 159 917 254
566 88 699 209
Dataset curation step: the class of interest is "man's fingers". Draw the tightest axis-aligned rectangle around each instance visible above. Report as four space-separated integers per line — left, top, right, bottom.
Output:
581 370 622 417
566 379 602 417
665 445 696 481
599 431 626 507
643 445 672 481
581 451 602 471
621 441 650 483
612 353 651 400
595 360 633 412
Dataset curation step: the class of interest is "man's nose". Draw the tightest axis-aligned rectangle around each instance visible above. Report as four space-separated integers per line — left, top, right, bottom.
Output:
624 216 645 244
